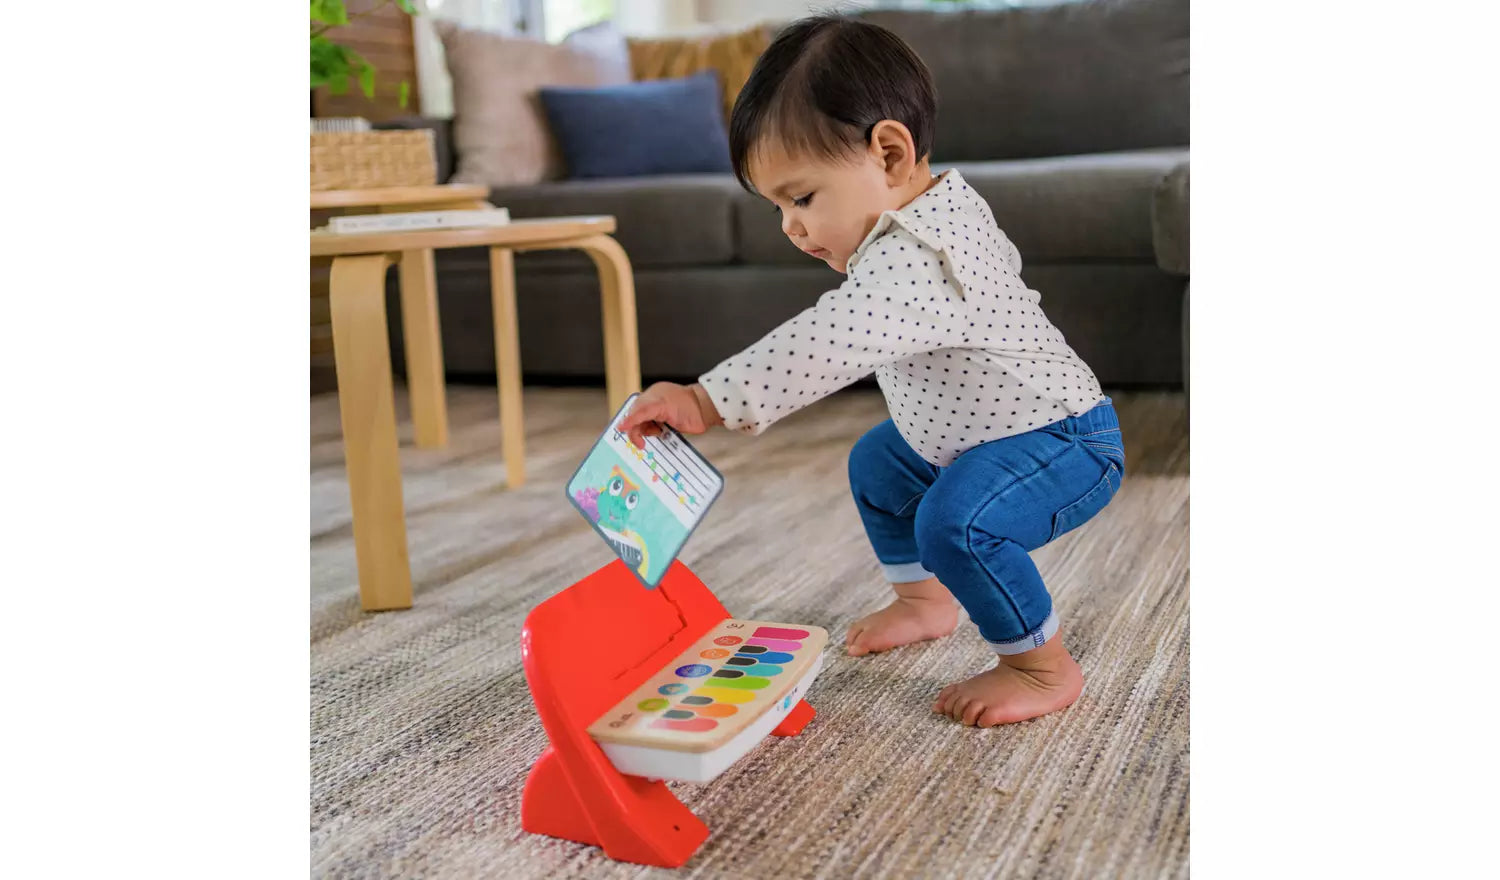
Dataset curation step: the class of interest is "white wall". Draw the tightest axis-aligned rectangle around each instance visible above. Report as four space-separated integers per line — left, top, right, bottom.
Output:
616 0 698 36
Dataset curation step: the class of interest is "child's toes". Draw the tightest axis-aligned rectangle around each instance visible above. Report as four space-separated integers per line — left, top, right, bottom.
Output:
962 700 987 727
844 625 870 655
948 696 972 723
977 706 1010 728
933 684 955 712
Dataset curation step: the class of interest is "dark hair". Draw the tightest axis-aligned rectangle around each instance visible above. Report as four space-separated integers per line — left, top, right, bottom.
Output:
728 14 937 193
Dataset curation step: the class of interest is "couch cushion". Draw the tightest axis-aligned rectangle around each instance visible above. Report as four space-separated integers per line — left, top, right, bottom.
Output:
627 24 774 122
858 0 1188 161
731 184 794 266
489 174 740 268
539 71 732 179
734 149 1188 266
439 22 631 186
951 149 1187 263
1153 160 1190 275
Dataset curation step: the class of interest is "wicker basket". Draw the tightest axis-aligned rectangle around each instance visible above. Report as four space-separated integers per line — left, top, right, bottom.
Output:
310 130 436 191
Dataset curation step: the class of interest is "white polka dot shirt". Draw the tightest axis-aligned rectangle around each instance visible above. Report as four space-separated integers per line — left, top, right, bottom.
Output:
699 170 1105 466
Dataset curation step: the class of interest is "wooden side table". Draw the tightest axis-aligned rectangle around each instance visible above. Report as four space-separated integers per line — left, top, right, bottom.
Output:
311 183 490 449
310 216 641 611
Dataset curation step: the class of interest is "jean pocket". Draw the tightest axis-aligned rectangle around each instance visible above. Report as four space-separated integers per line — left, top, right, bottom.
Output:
1048 464 1121 543
1080 429 1125 473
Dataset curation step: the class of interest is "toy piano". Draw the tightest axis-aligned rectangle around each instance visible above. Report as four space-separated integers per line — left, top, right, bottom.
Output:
520 560 825 868
587 619 828 783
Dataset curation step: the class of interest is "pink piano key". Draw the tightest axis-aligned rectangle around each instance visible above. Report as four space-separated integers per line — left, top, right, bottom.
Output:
752 626 811 640
745 637 801 652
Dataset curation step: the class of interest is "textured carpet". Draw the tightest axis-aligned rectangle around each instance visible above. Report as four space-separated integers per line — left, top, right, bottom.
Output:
311 386 1189 879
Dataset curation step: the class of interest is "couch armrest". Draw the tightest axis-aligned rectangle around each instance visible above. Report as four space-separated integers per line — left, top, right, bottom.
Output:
373 116 457 184
1152 158 1190 276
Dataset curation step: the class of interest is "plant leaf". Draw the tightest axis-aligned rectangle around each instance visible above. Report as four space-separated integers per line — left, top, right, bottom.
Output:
394 0 418 14
309 0 349 26
310 35 351 89
398 80 411 109
357 61 376 99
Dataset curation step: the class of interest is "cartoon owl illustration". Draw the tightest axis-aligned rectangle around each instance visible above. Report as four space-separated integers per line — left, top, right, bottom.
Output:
581 465 650 576
596 466 640 531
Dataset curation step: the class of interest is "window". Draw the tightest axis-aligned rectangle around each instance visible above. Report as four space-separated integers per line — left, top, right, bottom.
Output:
542 0 616 42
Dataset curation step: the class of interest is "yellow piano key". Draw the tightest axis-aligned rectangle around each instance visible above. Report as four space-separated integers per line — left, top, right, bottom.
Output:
692 686 757 704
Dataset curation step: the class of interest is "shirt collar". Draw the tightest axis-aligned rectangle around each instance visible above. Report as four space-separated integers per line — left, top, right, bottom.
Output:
848 169 975 271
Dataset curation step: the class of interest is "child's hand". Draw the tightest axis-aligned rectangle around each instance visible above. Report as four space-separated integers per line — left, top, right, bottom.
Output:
620 382 723 448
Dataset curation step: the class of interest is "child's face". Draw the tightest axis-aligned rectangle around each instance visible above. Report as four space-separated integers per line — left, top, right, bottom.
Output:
748 143 905 274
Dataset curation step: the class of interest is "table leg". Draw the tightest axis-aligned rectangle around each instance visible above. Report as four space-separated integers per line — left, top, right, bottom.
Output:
577 234 641 413
328 253 414 612
489 247 526 488
398 249 449 449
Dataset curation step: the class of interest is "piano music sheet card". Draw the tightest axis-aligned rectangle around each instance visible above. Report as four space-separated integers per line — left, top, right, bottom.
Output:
566 393 725 588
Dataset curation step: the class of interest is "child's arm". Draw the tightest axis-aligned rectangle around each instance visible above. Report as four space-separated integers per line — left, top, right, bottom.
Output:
699 229 965 435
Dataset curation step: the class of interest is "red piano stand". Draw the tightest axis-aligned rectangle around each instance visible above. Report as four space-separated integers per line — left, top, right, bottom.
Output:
520 559 817 867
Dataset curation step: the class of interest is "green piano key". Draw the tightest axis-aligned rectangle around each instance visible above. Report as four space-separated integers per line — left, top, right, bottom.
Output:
706 675 771 690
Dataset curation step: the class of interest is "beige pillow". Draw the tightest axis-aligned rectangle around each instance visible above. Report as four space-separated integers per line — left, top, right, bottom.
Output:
438 22 631 186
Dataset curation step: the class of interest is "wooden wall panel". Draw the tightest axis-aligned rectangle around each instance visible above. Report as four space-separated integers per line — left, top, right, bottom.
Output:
312 3 422 123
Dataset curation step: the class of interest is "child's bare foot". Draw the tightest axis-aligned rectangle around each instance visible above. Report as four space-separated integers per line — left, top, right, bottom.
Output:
846 577 959 656
932 632 1084 727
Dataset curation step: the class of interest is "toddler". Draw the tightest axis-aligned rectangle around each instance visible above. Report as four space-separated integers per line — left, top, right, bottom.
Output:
620 15 1124 727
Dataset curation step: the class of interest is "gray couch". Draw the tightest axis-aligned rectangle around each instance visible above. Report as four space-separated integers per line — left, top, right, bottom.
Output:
382 0 1189 388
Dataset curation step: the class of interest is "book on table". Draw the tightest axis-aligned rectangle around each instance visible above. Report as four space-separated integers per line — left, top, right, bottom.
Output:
327 207 510 234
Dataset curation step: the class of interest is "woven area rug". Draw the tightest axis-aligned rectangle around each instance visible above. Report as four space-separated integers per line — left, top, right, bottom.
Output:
312 387 1189 879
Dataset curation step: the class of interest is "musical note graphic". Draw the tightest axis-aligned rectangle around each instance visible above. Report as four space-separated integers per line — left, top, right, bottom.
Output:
606 414 717 521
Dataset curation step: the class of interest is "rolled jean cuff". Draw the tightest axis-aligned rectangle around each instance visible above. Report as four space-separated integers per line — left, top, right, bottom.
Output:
880 560 934 584
985 611 1060 655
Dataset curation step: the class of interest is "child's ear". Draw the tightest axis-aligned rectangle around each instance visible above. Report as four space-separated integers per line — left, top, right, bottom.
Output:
868 119 918 186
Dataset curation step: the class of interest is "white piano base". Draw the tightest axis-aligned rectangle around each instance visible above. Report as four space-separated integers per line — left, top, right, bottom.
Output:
597 652 826 784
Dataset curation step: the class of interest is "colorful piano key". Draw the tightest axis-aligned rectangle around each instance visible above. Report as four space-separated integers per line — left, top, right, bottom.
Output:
753 626 811 640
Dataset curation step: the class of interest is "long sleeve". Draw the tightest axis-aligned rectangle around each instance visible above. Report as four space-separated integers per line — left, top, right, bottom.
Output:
699 227 967 434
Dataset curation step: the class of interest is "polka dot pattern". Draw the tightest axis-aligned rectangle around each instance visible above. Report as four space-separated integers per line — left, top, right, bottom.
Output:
699 169 1104 466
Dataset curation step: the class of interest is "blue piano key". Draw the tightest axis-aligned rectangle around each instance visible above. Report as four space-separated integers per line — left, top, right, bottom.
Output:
738 650 793 664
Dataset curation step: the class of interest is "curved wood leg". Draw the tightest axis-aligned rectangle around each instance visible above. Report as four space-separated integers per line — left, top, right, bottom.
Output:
328 253 413 611
489 246 526 488
397 248 449 449
575 234 642 413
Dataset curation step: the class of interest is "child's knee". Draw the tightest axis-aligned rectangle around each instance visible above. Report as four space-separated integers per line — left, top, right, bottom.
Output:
913 484 1035 569
912 490 969 568
848 419 903 489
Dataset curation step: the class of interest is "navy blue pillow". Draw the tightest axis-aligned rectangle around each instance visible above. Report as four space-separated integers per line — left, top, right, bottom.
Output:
539 71 732 179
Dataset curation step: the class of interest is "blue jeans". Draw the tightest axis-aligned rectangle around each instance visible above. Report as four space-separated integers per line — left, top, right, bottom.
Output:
848 400 1124 654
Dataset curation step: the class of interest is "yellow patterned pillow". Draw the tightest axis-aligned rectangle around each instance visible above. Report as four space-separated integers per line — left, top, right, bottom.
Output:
627 24 774 122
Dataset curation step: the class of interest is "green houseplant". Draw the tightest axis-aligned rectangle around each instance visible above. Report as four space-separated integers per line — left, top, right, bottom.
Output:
310 0 417 108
